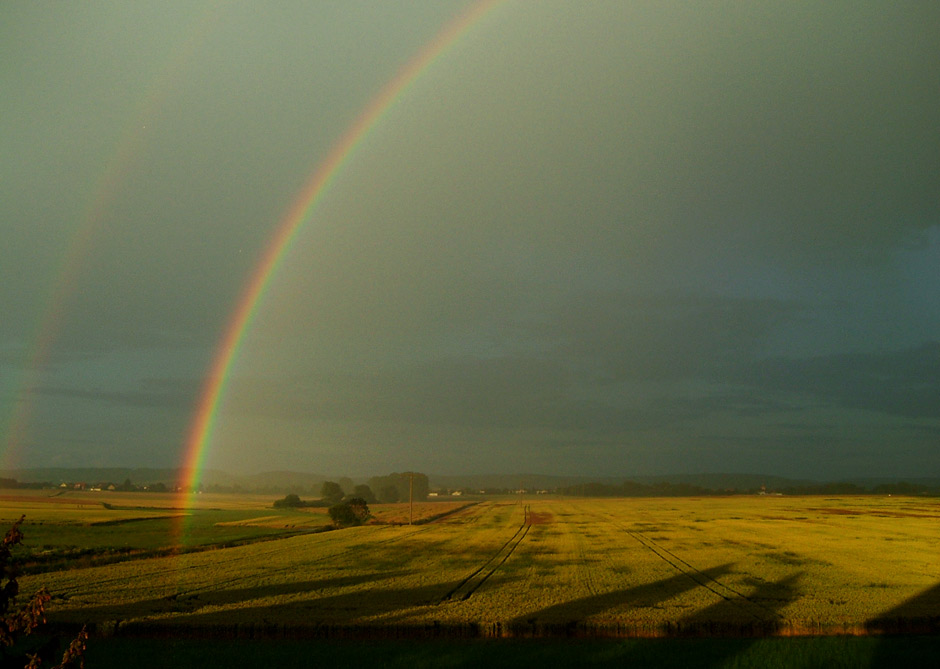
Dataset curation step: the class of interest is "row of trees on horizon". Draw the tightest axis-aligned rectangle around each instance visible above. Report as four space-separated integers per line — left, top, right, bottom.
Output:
2 474 937 499
556 480 940 497
274 472 430 508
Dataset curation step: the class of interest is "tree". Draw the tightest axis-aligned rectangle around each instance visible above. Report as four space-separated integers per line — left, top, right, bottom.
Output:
273 493 302 508
328 499 370 527
369 472 429 503
1 516 86 668
403 472 430 502
337 477 355 495
320 481 344 505
377 484 400 504
350 484 377 504
345 497 371 524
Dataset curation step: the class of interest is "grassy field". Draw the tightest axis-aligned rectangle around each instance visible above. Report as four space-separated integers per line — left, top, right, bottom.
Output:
1 489 471 575
1 490 317 570
12 494 937 643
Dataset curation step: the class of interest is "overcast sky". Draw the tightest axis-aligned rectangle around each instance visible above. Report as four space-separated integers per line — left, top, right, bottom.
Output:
2 1 938 479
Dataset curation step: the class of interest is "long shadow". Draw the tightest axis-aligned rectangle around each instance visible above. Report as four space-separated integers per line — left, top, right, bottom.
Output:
127 580 496 637
49 570 412 624
507 564 735 636
548 573 802 669
868 580 940 668
866 580 940 635
675 572 801 636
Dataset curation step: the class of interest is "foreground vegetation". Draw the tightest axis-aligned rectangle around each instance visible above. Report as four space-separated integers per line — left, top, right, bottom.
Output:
76 635 940 668
7 494 935 643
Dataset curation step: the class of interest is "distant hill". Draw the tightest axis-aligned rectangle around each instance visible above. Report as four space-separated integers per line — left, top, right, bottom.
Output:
842 476 940 489
0 467 206 486
427 472 822 492
0 467 337 494
2 468 936 495
239 470 335 493
630 473 821 491
428 473 622 492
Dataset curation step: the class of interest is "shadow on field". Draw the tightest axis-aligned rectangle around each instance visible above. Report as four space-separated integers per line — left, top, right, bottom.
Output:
151 579 486 631
60 571 412 623
868 580 940 667
867 580 940 635
507 571 802 668
676 572 800 634
508 564 735 635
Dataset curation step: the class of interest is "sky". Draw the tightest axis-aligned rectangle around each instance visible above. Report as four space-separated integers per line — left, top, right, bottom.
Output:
2 1 938 480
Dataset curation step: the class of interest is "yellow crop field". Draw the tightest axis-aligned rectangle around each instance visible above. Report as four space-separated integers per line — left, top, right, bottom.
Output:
20 495 938 639
0 490 180 525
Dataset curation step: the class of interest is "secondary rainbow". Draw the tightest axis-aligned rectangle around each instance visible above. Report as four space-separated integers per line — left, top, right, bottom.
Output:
179 0 502 496
0 3 227 470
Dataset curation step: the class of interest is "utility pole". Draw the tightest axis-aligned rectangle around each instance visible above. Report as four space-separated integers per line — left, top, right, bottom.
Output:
409 472 414 525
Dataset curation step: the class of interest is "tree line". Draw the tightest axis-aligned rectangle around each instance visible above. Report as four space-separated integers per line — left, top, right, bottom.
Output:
557 479 940 497
272 472 430 522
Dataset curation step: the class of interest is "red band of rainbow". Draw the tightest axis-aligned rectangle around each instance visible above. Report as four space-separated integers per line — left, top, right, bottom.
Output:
177 0 502 502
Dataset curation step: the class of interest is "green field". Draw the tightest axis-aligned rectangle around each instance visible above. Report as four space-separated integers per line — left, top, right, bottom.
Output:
1 490 469 576
1 490 325 574
12 494 937 642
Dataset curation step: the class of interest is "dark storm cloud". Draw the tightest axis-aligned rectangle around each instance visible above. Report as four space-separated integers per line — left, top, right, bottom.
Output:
226 293 804 429
647 1 940 259
26 377 200 411
2 1 938 476
739 342 940 420
526 292 800 382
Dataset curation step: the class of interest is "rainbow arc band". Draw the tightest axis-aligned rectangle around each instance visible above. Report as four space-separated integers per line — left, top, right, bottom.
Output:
0 3 226 470
177 0 503 505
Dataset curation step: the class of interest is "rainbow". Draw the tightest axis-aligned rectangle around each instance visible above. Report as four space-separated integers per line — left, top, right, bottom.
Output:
0 3 227 470
178 0 503 499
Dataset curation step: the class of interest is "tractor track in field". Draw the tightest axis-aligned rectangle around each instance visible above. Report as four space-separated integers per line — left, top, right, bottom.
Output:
48 530 331 596
166 502 493 601
173 522 457 599
573 528 602 597
439 504 531 603
173 503 488 597
53 517 454 599
598 512 785 623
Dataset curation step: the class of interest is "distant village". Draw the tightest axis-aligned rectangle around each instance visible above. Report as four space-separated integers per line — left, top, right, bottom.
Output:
0 477 185 493
1 475 934 498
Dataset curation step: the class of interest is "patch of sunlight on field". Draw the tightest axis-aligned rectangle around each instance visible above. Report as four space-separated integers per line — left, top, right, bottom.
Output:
0 494 178 525
2 495 315 559
368 501 470 524
214 512 331 529
19 496 940 638
214 501 472 529
0 489 285 519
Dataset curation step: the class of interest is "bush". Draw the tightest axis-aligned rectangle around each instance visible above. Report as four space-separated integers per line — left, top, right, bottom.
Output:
273 494 303 508
328 499 370 528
